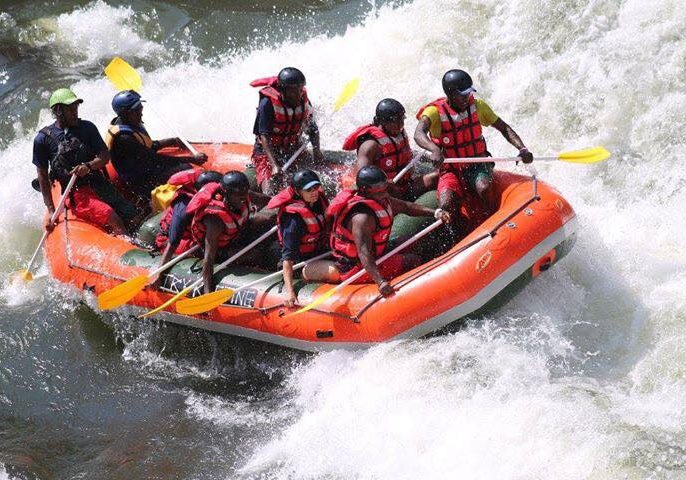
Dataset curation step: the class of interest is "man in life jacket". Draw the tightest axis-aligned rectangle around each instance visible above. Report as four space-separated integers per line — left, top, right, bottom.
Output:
266 169 329 307
154 169 223 276
250 67 323 195
414 69 533 234
32 88 138 235
106 90 208 212
343 98 438 200
186 171 272 294
303 166 450 297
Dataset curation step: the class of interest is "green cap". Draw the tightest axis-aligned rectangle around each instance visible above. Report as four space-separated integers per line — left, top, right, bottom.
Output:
49 88 83 108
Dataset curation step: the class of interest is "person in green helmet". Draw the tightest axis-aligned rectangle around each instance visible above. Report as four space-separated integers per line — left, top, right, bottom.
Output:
32 88 139 234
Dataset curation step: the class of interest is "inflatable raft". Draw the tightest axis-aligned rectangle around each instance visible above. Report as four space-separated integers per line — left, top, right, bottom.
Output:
44 143 577 352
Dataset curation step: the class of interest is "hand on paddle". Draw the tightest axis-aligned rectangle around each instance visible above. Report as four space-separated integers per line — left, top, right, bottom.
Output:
518 147 534 164
378 279 394 297
191 152 208 165
43 209 57 233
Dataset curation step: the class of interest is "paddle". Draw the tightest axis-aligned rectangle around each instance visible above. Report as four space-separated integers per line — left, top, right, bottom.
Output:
281 77 360 172
443 146 610 165
175 250 333 315
97 244 201 310
15 174 77 282
104 57 201 156
138 225 278 318
391 151 423 184
289 218 445 316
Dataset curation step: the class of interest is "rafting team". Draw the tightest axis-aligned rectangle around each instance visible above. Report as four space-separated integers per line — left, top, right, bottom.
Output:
33 68 534 304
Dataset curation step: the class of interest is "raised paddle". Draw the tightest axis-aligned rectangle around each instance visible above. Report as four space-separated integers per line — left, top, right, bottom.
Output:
138 225 278 318
104 57 201 157
288 218 445 317
443 146 611 165
175 250 333 315
97 244 201 310
281 77 360 172
15 174 77 282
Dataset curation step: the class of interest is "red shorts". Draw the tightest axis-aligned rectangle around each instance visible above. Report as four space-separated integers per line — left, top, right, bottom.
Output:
68 186 116 228
437 170 468 199
252 153 271 185
338 253 406 283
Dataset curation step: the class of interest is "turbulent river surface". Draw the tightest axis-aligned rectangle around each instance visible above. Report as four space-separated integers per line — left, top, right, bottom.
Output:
1 0 685 478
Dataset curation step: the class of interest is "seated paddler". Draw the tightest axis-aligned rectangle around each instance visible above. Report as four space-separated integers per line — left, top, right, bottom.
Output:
106 89 208 212
185 171 272 294
342 98 437 201
250 67 323 195
266 169 330 307
303 166 450 297
154 169 223 275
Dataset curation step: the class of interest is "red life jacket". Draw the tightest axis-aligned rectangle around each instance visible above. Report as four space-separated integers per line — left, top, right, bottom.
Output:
416 95 487 172
154 169 202 253
327 189 393 265
187 183 251 248
268 186 329 256
342 124 413 181
167 168 202 203
250 76 313 152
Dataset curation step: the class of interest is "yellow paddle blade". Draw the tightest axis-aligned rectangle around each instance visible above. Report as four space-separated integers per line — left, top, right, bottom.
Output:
138 286 191 319
104 57 142 92
13 269 33 282
285 285 337 317
333 77 360 113
97 274 148 310
558 146 610 164
175 288 235 315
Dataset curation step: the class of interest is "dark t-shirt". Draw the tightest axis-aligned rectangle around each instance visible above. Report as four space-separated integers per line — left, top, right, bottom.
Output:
252 97 275 155
32 120 106 170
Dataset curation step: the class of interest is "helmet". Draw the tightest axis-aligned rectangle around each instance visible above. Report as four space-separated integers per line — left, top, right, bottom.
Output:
221 171 250 193
112 90 144 115
277 67 306 88
194 170 223 191
291 169 321 191
49 88 83 108
374 98 405 124
356 166 388 191
442 69 476 96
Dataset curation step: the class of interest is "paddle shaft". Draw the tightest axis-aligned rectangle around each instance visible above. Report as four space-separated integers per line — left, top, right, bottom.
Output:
391 151 423 184
444 156 551 164
148 244 201 279
229 250 332 293
182 226 278 293
25 174 77 273
145 103 200 156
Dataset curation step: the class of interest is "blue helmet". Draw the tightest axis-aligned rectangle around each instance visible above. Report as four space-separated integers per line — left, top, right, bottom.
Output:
112 90 144 115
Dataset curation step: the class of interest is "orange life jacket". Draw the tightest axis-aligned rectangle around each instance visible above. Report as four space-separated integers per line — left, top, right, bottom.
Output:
250 76 313 152
416 95 487 172
267 186 329 256
342 124 413 182
187 183 251 248
327 189 393 265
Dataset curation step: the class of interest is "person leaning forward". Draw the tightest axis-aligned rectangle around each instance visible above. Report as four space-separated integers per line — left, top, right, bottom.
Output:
266 169 330 307
105 90 207 213
414 69 533 233
303 166 450 297
185 171 272 294
32 88 138 235
343 98 438 201
250 67 323 195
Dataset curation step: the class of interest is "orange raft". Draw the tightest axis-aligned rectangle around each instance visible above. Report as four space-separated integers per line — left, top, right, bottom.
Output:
45 143 577 352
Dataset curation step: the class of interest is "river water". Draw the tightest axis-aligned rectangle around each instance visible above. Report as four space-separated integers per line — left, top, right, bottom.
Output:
1 0 685 478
